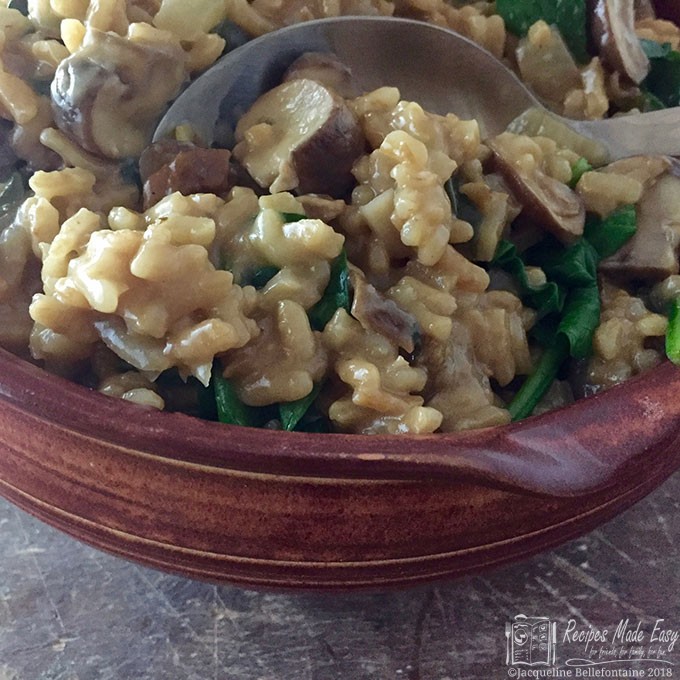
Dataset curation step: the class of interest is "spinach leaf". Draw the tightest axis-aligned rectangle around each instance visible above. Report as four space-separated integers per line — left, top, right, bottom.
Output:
555 284 601 359
509 285 600 420
509 335 569 421
279 383 322 431
213 369 262 427
641 39 680 108
641 38 673 59
444 175 482 229
237 213 303 287
496 0 589 63
212 364 327 431
243 265 279 289
583 204 637 259
492 240 565 317
308 249 351 331
528 238 598 288
666 298 680 366
641 91 667 112
505 203 637 420
569 157 592 188
281 212 307 223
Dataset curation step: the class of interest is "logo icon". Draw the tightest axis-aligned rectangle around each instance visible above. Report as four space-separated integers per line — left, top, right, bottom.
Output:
506 615 557 667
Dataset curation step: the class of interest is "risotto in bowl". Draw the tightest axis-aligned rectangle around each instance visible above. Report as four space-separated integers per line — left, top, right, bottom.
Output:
0 1 678 588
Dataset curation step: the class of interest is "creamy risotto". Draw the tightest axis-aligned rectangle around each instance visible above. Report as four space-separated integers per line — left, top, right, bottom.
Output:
0 0 679 434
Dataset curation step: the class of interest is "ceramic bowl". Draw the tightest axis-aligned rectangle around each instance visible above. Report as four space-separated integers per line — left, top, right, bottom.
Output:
2 4 680 590
0 344 679 590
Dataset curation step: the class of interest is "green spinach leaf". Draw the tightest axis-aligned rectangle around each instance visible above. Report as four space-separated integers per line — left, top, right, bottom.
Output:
583 204 637 259
641 38 673 59
509 284 600 420
279 383 322 431
666 298 680 366
508 335 569 421
528 238 599 288
641 39 680 108
444 175 483 229
280 212 307 223
505 203 637 420
213 369 262 427
308 249 351 331
492 240 565 317
555 284 601 359
641 91 667 112
243 265 280 289
569 157 592 188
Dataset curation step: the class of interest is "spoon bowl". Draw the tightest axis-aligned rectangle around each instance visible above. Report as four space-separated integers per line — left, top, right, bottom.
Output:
156 16 680 162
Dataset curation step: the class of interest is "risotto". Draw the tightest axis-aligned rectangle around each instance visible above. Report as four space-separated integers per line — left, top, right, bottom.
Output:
0 0 679 434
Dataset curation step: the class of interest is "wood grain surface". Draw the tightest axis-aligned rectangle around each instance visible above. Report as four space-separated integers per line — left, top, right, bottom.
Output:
0 473 678 679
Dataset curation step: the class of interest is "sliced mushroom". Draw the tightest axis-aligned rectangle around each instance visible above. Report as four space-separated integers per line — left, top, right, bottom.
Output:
590 0 650 84
233 78 365 198
282 52 358 98
140 140 231 209
487 134 585 244
606 70 644 111
349 268 418 353
51 28 186 159
139 139 191 182
600 171 680 281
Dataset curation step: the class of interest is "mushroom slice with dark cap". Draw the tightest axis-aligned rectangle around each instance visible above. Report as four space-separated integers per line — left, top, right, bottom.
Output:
139 139 231 209
51 29 186 159
349 268 418 354
282 52 358 98
600 169 680 281
589 0 650 84
487 133 585 245
233 78 365 198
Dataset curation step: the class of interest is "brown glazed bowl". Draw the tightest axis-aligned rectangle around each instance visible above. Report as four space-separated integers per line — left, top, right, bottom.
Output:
0 344 679 590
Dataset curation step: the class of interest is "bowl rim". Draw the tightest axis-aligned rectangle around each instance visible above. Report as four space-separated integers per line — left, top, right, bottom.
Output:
1 346 679 498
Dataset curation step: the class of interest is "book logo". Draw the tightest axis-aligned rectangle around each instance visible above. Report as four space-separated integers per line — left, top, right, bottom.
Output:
506 615 557 667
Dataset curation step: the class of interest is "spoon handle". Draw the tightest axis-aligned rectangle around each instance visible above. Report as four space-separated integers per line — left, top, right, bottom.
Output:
570 108 680 161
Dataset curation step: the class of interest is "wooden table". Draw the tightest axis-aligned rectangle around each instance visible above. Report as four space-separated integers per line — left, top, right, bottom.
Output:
1 473 678 679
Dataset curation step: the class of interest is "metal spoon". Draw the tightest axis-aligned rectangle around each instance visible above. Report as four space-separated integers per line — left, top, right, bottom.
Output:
155 16 680 163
